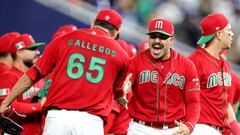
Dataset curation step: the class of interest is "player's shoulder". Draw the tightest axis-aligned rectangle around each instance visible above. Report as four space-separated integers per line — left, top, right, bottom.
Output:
173 50 195 67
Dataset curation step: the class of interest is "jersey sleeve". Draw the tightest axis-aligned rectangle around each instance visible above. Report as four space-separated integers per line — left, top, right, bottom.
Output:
26 40 59 82
0 72 18 100
184 60 200 91
233 74 240 104
183 59 200 132
10 101 42 115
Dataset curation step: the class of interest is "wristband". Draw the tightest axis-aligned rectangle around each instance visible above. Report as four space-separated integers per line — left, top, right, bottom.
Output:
229 120 240 135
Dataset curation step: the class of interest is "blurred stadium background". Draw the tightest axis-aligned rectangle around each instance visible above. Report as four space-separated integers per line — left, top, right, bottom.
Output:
1 0 240 74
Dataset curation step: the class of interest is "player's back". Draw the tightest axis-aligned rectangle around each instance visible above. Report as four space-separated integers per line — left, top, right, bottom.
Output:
42 28 128 117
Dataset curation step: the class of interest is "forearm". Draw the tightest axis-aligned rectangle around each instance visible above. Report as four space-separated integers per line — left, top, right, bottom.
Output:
228 103 240 134
184 90 200 132
1 74 34 109
228 103 237 122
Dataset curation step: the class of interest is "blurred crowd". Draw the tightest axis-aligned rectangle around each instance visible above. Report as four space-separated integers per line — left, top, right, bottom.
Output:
69 0 240 64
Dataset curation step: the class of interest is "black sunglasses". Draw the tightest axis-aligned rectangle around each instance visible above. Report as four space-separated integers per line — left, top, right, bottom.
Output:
25 47 38 51
149 34 171 40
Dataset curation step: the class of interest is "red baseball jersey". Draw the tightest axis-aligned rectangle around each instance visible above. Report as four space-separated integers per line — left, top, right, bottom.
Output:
26 28 129 119
189 47 231 128
0 66 45 135
117 39 136 57
228 71 240 105
0 63 10 75
127 49 200 126
0 63 11 98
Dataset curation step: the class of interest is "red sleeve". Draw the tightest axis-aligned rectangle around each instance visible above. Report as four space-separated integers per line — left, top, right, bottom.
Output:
113 57 129 99
233 79 240 104
26 40 59 81
183 60 200 132
184 60 200 91
10 101 42 115
184 91 200 133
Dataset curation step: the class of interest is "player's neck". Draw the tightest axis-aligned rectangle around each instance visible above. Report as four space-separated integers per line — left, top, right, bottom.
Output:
204 44 222 59
0 55 13 68
13 59 29 72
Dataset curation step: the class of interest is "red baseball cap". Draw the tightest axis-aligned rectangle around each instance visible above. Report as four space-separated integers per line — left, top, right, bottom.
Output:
147 18 174 36
52 24 78 40
197 13 229 45
10 34 45 52
0 32 20 53
95 9 122 30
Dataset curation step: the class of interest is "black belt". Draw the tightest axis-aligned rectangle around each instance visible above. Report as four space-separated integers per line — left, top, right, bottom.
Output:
133 118 177 129
48 107 83 111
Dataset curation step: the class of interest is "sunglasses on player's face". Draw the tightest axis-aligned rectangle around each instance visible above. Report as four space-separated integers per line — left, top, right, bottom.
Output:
149 33 172 40
24 47 38 51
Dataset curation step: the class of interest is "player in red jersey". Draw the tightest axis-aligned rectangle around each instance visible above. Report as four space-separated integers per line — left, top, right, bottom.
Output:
0 32 20 97
0 9 128 135
138 39 149 52
0 32 20 134
0 32 20 75
0 34 46 135
51 24 78 40
104 39 135 135
189 13 240 135
119 18 200 135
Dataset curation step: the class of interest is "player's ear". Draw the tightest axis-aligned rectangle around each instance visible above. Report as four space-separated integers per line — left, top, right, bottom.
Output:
216 30 222 40
113 30 120 40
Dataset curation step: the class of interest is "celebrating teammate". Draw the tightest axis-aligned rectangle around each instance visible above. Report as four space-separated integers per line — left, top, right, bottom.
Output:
0 34 46 135
0 9 128 135
0 32 20 76
189 13 240 135
119 18 200 135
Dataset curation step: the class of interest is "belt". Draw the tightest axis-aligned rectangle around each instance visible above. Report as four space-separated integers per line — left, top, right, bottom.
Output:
48 107 83 111
208 124 224 133
133 118 176 129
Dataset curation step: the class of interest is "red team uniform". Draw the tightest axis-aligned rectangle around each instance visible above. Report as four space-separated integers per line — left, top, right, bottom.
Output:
189 13 240 135
104 39 136 135
127 49 200 132
0 34 46 135
0 67 45 135
23 9 128 134
27 27 128 118
189 47 231 130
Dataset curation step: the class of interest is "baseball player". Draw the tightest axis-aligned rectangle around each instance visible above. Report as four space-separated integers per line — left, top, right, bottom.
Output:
51 24 78 40
119 18 200 135
0 32 20 134
0 9 128 135
0 32 20 75
220 51 240 135
189 13 240 135
138 39 149 52
0 34 46 135
104 39 135 135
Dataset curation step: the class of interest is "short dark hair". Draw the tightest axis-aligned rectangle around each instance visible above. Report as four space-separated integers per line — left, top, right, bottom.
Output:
94 20 117 31
0 53 9 58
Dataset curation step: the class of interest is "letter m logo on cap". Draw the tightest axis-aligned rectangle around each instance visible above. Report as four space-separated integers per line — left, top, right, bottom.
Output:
155 21 163 29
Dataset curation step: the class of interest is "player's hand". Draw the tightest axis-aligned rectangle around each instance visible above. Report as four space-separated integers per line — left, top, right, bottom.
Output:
116 96 128 109
123 73 132 95
40 97 46 106
0 104 8 113
173 120 190 135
